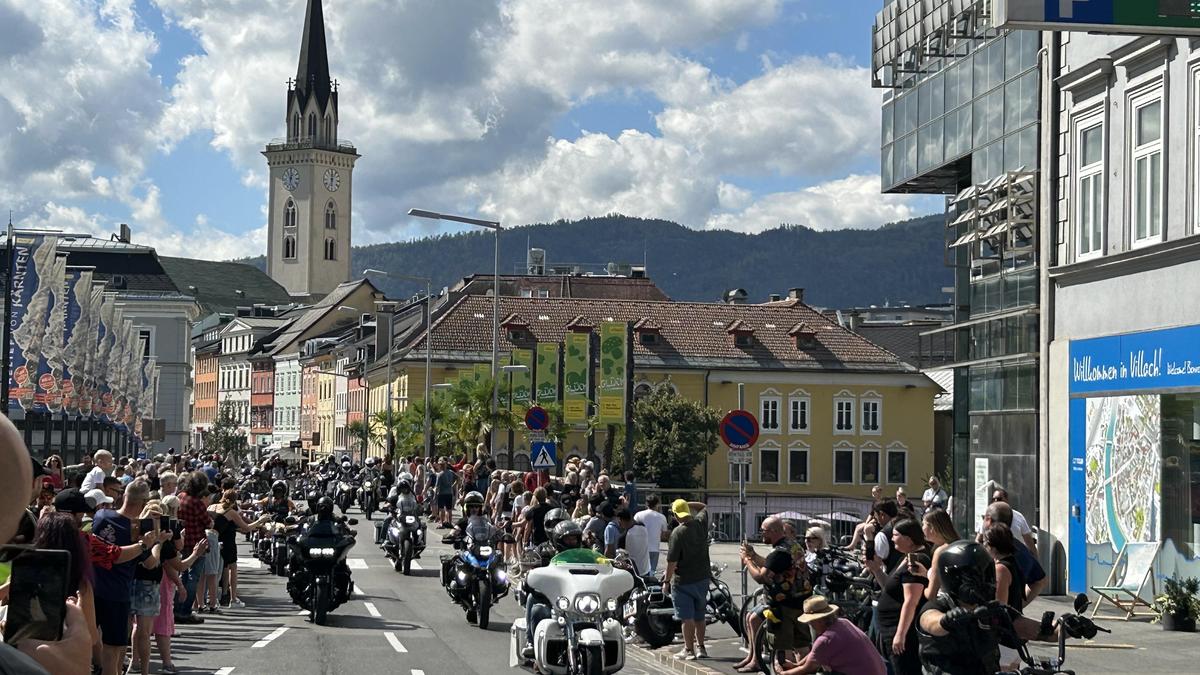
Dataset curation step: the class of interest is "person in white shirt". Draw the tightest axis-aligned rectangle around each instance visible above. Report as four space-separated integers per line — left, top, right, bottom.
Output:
633 494 667 573
922 476 948 511
988 487 1037 556
81 449 113 492
616 508 650 576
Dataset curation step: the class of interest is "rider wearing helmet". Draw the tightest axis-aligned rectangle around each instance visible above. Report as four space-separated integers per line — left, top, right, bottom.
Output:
917 540 1097 675
450 491 486 535
257 480 295 521
519 518 587 659
376 473 423 547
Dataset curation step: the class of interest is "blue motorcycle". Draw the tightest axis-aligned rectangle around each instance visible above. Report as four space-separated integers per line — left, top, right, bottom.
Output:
440 516 512 629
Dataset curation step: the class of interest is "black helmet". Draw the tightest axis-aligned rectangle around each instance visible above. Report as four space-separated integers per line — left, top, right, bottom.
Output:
340 454 351 464
543 508 568 532
551 520 583 552
272 480 287 496
463 491 485 514
937 540 996 606
316 496 335 520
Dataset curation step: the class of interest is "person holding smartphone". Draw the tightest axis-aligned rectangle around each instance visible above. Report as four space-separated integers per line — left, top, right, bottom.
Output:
92 479 157 675
130 503 168 675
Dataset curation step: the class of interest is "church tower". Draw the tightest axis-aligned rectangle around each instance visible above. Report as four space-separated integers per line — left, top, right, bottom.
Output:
264 0 358 301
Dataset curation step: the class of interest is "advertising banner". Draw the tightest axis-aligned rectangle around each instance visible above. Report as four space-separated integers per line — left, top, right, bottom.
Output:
563 332 589 424
7 233 61 412
597 321 628 424
473 362 491 383
60 268 95 415
535 343 560 403
511 348 533 408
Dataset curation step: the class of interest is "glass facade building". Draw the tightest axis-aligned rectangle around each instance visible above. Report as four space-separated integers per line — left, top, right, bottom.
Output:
872 0 1042 531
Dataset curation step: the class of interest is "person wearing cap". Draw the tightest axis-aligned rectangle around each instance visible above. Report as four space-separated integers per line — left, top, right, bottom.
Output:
779 595 886 675
663 499 710 661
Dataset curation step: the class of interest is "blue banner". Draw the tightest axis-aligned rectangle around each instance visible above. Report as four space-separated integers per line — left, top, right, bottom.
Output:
61 269 94 416
8 233 61 412
1069 323 1200 395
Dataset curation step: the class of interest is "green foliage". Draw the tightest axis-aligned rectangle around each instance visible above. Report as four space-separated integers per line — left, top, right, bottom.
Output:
346 419 370 454
625 383 720 489
240 214 948 306
206 401 249 464
1153 575 1200 622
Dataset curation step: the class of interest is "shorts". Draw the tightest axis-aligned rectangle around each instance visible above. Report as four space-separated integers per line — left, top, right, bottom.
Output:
130 579 161 617
96 598 132 646
670 579 708 622
437 494 453 510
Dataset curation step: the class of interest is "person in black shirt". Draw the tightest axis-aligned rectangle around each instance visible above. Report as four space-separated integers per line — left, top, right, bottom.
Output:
865 518 930 675
522 487 553 546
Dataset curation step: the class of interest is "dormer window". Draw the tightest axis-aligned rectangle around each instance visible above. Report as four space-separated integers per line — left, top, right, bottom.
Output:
502 313 532 343
639 332 659 346
633 318 661 346
789 322 819 350
726 319 755 348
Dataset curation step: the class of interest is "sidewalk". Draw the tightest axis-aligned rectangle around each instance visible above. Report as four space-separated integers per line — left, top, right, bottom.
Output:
629 594 1200 675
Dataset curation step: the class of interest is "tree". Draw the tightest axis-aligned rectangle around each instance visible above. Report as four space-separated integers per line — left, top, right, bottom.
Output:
443 375 520 457
626 383 720 489
206 400 250 465
346 419 370 457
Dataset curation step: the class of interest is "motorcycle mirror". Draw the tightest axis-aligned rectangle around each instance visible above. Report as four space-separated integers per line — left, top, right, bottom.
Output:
1073 593 1090 614
348 518 359 526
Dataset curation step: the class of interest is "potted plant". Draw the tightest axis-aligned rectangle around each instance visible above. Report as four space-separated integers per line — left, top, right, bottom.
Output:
1152 575 1200 632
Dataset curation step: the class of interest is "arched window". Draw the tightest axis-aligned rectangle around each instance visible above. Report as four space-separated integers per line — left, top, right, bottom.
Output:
292 113 300 140
324 116 332 141
284 199 297 229
283 235 296 260
308 113 317 138
324 201 336 229
324 237 336 261
513 452 531 472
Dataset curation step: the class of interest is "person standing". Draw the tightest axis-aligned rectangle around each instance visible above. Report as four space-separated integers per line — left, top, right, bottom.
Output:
987 487 1038 556
615 508 650 575
92 479 158 675
82 449 113 492
621 471 639 511
663 499 710 661
922 477 948 511
864 518 931 675
433 460 457 528
634 494 667 574
174 472 211 624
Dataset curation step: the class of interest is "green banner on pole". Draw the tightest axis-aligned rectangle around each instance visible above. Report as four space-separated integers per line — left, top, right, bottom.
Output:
535 343 560 403
563 333 589 424
473 362 490 383
597 321 627 424
511 348 533 408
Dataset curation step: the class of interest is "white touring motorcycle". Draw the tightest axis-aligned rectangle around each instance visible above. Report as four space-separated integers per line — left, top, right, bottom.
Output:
510 549 634 675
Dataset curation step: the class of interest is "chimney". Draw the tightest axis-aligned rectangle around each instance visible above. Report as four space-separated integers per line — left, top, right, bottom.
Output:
723 288 748 305
788 287 805 302
118 223 132 243
768 293 782 302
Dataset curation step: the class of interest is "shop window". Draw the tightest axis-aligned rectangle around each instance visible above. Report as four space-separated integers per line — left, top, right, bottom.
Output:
1161 395 1200 557
833 449 854 484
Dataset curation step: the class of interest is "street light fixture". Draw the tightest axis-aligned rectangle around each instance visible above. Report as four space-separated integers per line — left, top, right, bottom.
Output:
408 208 502 456
364 269 435 460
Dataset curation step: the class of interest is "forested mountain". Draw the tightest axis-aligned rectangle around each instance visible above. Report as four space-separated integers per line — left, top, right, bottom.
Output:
241 214 950 308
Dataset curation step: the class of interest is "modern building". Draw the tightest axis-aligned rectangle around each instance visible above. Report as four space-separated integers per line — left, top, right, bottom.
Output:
264 0 358 301
872 0 1043 532
1046 32 1200 590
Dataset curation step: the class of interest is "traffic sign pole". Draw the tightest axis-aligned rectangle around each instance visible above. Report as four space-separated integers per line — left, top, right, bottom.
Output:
738 383 746 602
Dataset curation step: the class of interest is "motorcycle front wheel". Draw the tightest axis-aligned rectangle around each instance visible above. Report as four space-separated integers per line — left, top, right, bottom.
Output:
401 540 413 575
583 644 604 675
477 579 491 630
313 584 330 626
633 610 676 649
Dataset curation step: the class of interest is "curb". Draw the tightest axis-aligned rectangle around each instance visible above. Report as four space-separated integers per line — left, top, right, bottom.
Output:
628 644 724 675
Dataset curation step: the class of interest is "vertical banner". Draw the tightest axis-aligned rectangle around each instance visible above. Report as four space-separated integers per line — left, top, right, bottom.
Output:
60 268 94 415
40 254 68 413
535 343 560 403
7 234 60 411
511 348 533 409
563 332 589 424
597 321 628 424
473 362 491 383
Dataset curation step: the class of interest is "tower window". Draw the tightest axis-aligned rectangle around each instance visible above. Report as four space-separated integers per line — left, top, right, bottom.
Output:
324 116 332 141
283 235 297 260
292 113 300 140
325 201 336 229
284 199 297 229
308 113 317 138
324 237 336 261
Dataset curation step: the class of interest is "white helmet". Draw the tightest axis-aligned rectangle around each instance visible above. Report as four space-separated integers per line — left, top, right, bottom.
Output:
342 461 351 471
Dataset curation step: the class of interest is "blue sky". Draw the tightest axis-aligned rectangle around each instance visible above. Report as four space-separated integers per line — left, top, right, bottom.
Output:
2 1 934 259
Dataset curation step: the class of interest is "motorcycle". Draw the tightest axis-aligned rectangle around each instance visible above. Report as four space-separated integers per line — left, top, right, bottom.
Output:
286 516 358 626
440 517 513 629
383 498 426 575
621 559 742 649
510 548 635 675
257 516 298 577
335 479 356 515
995 593 1108 675
358 478 378 520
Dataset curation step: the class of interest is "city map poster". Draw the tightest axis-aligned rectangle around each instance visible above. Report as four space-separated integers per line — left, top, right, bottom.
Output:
1084 395 1161 550
535 342 560 403
563 332 589 424
7 233 64 413
597 321 627 424
510 348 533 408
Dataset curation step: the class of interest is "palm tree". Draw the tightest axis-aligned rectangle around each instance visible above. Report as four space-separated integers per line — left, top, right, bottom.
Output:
346 419 370 457
444 375 519 457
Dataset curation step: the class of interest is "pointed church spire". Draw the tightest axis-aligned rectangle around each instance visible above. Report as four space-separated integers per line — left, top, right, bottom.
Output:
295 0 332 109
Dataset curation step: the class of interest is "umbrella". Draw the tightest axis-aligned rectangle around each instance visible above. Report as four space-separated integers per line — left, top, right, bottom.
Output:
771 511 811 522
815 511 864 523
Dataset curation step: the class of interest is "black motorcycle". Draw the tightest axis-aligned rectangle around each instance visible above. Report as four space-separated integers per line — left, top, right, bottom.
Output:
383 498 426 575
286 516 358 626
622 558 742 649
440 517 512 629
334 479 357 515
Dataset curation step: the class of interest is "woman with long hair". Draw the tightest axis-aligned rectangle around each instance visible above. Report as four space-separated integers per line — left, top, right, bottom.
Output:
43 454 65 491
129 501 166 675
33 511 97 647
865 517 931 675
211 489 269 608
920 508 960 600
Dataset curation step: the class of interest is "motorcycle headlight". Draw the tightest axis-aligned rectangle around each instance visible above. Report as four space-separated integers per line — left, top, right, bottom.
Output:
308 547 335 557
555 596 570 611
457 571 468 583
364 481 373 489
478 546 494 557
404 516 416 524
606 597 618 612
575 594 601 615
495 570 508 584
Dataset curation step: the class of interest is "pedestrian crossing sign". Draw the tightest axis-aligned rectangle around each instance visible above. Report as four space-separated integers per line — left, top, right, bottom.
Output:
531 441 557 470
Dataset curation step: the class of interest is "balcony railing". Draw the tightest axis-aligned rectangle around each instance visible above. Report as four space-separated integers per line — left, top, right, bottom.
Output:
265 136 357 154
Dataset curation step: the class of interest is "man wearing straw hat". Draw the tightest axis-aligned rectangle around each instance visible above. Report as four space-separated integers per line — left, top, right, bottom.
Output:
779 596 885 675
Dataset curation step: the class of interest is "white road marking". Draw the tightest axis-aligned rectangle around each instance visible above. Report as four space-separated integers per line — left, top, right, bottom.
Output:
215 669 235 675
384 632 408 653
347 558 368 569
237 557 261 569
410 561 423 570
364 602 381 618
353 584 364 596
297 610 309 616
252 626 289 649
412 671 426 675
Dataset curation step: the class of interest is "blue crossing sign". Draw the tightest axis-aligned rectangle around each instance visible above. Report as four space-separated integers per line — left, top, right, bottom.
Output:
531 440 557 470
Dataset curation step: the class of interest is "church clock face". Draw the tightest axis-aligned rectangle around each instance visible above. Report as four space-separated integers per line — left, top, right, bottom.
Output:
282 167 300 192
323 168 341 192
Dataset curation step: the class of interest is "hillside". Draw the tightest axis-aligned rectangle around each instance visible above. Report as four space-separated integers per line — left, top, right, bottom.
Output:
242 214 950 307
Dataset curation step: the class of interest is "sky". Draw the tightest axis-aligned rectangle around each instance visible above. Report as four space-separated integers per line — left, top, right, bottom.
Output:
0 0 940 260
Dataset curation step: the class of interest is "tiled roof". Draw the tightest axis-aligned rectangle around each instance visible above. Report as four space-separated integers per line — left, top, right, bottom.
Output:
411 296 914 373
266 279 372 355
159 256 293 316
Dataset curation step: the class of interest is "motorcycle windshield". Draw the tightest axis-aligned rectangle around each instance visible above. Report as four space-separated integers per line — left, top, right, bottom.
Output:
464 516 496 544
551 548 609 566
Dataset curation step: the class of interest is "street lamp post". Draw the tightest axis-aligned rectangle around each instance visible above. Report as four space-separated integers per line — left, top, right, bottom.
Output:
364 269 434 459
408 209 501 456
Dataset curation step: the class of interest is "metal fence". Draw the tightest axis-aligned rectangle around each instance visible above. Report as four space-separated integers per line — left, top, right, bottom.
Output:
702 494 873 544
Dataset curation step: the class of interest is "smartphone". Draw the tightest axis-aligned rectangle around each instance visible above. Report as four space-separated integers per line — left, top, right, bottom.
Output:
139 518 155 534
864 539 876 561
3 549 70 646
159 516 171 532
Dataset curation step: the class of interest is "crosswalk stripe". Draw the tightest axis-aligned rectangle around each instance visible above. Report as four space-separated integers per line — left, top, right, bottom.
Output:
353 584 364 596
410 561 422 570
412 671 426 675
347 558 368 569
384 631 408 653
252 626 289 649
215 669 235 675
364 602 381 618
